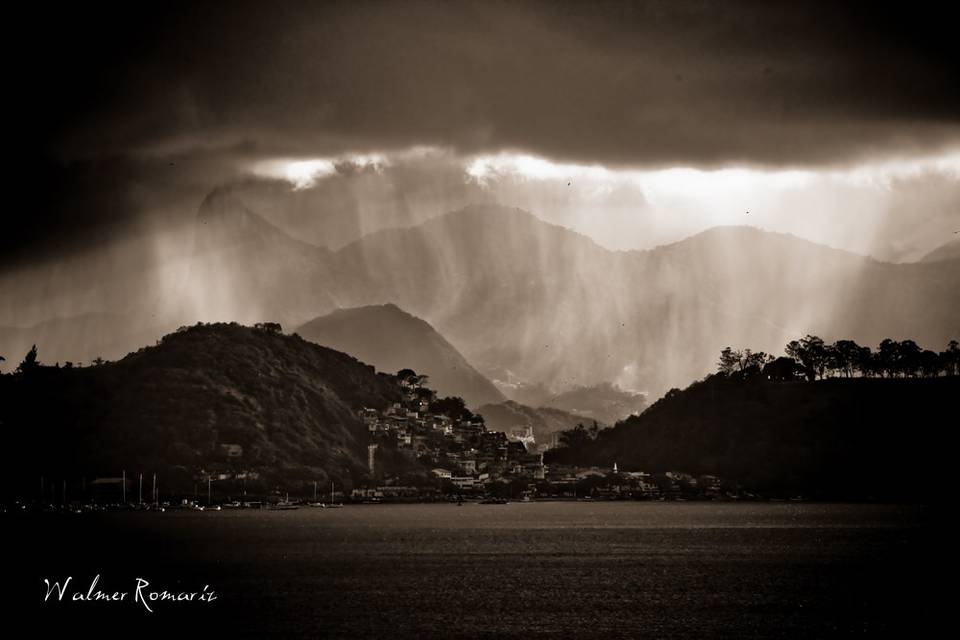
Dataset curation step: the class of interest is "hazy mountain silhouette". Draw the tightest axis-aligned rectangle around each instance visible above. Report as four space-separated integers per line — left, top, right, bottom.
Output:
919 238 960 263
476 400 603 444
492 382 646 425
538 383 647 425
4 193 958 397
296 304 504 408
187 188 343 327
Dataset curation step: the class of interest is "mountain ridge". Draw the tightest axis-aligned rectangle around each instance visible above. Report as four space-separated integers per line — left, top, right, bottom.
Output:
476 400 608 444
919 238 960 263
3 190 958 397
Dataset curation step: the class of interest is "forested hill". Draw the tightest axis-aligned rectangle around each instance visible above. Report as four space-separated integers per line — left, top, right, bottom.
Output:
546 374 959 500
0 323 402 495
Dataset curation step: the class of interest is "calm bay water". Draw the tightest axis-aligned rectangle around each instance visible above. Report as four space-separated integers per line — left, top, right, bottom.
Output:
8 502 937 638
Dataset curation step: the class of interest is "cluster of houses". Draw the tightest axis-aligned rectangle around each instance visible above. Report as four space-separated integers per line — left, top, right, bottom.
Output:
355 376 733 501
359 378 546 488
537 468 728 500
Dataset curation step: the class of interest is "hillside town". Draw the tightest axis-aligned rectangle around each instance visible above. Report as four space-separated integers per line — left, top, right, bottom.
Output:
348 371 736 503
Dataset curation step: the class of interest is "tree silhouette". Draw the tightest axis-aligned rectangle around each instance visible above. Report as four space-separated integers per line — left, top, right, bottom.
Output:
717 347 741 374
828 340 862 377
17 345 39 374
558 423 592 449
897 340 922 377
942 340 960 376
785 335 826 380
918 350 941 377
763 356 803 382
742 350 771 371
853 344 874 377
876 339 900 377
254 322 282 334
717 347 770 375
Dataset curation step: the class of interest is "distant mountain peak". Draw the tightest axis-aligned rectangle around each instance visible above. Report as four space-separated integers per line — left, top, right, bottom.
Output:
297 304 505 408
197 186 248 221
194 185 328 253
649 224 873 262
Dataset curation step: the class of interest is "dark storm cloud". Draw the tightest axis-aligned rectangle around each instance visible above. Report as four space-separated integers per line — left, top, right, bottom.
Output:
4 0 959 264
48 0 960 166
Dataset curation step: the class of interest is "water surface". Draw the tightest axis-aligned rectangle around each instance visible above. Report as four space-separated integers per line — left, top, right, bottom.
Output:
8 502 936 638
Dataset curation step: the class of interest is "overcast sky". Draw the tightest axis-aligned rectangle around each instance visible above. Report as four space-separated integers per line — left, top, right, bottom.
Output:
5 0 959 266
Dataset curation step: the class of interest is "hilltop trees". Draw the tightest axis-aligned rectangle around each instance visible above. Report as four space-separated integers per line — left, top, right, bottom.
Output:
875 338 932 378
717 348 772 375
919 349 942 378
762 357 804 382
876 339 902 377
943 340 960 375
717 348 740 375
718 336 959 381
785 335 827 381
853 343 876 377
253 322 283 334
829 340 866 378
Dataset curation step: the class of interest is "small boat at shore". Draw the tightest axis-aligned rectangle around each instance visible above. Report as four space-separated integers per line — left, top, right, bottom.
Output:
267 493 299 510
267 500 298 510
480 497 509 505
322 481 344 508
